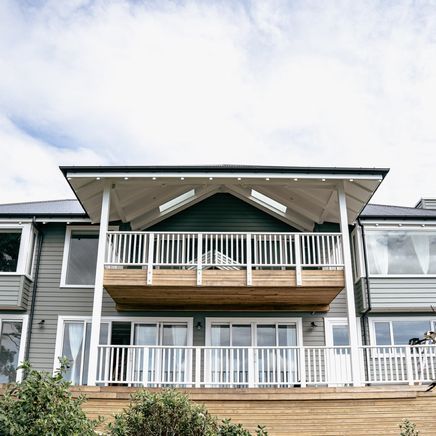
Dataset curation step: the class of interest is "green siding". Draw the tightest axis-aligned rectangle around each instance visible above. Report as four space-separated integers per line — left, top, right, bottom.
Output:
0 275 32 310
147 193 298 232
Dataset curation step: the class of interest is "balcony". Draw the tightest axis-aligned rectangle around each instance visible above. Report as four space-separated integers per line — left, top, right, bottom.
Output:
103 231 345 311
96 344 436 388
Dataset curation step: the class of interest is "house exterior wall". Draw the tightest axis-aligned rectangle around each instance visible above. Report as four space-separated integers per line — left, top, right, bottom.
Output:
0 275 32 310
20 223 349 374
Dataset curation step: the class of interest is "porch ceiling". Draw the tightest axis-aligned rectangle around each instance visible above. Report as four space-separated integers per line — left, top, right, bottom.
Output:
61 165 388 231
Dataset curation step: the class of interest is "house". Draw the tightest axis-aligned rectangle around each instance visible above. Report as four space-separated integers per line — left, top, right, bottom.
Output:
1 165 436 434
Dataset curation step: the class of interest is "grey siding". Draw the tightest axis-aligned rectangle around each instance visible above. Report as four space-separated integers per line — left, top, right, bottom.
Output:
354 278 367 314
0 275 32 310
367 277 436 312
147 193 298 232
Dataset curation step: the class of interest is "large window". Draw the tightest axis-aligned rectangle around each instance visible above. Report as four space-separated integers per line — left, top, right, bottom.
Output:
61 227 99 287
366 229 436 275
0 316 27 383
371 318 436 346
0 230 22 272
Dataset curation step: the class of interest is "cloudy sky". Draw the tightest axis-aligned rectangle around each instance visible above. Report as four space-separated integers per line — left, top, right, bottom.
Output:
0 0 435 206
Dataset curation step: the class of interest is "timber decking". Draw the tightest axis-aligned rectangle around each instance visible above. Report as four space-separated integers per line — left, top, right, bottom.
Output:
104 269 344 311
71 386 436 436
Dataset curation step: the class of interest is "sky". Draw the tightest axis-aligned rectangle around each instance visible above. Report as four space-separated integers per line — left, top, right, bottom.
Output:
0 0 436 207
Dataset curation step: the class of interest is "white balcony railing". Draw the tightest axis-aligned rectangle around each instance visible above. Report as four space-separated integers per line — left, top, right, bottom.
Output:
95 344 436 388
104 231 344 285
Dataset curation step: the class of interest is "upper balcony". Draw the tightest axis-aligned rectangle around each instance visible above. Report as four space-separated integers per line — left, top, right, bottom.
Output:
103 230 345 311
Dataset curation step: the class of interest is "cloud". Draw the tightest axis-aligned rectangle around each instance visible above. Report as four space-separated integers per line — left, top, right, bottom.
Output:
0 0 436 206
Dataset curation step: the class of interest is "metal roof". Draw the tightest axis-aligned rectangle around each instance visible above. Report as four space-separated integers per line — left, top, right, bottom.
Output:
60 164 390 177
0 199 86 217
361 203 436 219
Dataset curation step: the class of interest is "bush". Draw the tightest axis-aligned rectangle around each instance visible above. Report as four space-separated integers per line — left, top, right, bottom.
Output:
0 359 101 436
108 389 217 435
108 389 268 436
399 419 419 436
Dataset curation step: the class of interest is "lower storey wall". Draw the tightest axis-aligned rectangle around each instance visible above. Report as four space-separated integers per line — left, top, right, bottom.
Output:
74 386 436 436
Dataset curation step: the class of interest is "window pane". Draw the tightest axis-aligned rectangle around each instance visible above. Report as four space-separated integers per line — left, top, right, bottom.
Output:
65 232 98 285
257 325 276 346
374 322 391 345
61 322 84 385
0 231 21 272
211 325 230 346
0 321 22 383
134 324 157 345
278 325 297 346
162 324 187 346
232 325 251 346
332 325 349 346
392 320 431 345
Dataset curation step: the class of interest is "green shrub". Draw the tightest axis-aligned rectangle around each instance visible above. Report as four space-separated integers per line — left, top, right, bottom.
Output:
399 419 419 436
0 359 101 436
108 389 267 436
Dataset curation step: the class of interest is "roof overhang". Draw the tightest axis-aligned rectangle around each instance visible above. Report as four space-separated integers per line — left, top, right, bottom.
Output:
60 165 389 231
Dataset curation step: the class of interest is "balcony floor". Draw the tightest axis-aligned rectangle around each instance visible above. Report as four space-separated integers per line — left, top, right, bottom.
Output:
104 268 344 311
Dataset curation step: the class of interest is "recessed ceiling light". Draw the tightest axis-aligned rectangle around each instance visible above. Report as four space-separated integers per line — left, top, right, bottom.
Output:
124 177 129 180
181 177 185 180
293 178 298 181
96 177 101 181
67 177 72 180
349 179 354 182
265 177 270 181
209 177 213 180
237 177 242 181
152 177 156 180
321 178 326 182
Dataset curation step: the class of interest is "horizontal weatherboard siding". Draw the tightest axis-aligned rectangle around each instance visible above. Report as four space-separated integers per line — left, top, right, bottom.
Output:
147 193 298 232
367 277 436 312
0 275 32 310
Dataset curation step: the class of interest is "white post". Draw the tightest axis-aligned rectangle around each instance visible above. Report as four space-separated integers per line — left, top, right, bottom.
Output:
87 184 111 386
337 182 361 387
294 234 302 286
246 233 252 286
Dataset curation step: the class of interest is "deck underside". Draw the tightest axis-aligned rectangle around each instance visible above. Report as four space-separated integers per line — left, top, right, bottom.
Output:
104 269 344 311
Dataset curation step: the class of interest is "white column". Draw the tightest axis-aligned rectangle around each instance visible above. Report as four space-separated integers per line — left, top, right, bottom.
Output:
337 182 361 386
87 184 111 386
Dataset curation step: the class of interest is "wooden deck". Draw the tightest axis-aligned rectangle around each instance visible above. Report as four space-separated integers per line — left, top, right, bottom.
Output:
104 268 345 311
74 385 436 435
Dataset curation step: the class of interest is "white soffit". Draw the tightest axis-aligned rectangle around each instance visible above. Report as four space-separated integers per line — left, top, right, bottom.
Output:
65 172 383 231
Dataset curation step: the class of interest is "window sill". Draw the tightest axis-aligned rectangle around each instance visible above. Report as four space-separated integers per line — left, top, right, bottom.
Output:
60 284 95 289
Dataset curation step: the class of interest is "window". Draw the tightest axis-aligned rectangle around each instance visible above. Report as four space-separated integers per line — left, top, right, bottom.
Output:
371 318 435 346
365 228 436 275
0 316 28 383
61 227 99 287
0 229 22 272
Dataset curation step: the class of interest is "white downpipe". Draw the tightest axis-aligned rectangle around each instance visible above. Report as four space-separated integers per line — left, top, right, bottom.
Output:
87 184 111 386
337 182 362 387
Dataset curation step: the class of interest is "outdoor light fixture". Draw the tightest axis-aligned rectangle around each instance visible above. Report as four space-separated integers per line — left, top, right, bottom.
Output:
310 321 318 328
196 321 202 330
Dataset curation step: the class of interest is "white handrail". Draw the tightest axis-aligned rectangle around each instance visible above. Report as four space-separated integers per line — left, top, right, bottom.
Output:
104 231 344 285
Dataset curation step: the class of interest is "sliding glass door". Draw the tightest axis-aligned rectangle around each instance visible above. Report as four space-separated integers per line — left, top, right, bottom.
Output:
132 322 189 386
206 319 300 387
0 318 26 383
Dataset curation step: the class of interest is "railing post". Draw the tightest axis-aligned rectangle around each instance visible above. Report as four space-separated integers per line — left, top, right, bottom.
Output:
248 347 255 388
197 234 203 286
246 233 252 286
147 233 154 285
299 346 306 387
405 346 414 386
195 348 201 388
295 234 302 286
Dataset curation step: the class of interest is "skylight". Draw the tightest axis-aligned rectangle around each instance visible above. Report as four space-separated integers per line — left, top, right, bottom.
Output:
251 189 287 213
159 189 195 213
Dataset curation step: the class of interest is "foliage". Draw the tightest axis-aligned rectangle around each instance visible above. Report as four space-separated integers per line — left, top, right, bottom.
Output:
0 359 102 436
108 389 218 436
108 389 268 436
399 419 419 436
218 419 268 436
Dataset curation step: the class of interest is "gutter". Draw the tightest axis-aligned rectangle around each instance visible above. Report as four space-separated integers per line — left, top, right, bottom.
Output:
24 220 44 363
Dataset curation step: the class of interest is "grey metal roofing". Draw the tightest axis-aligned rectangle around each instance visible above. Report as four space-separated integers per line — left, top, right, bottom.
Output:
361 204 436 219
0 199 86 217
60 164 390 177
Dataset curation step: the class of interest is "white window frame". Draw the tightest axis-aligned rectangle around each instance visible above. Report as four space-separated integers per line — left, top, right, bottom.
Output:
205 317 303 346
60 225 117 288
0 314 29 382
0 223 36 279
369 317 436 347
350 227 365 282
363 224 436 278
324 317 362 346
53 316 194 376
